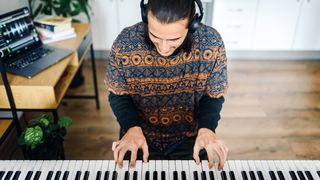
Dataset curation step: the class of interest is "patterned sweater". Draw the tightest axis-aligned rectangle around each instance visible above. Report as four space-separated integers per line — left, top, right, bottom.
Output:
105 22 228 152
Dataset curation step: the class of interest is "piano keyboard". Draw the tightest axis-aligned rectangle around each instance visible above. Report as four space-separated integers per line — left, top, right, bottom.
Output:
0 160 319 180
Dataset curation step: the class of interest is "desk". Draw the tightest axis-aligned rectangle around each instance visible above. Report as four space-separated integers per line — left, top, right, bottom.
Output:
0 23 99 142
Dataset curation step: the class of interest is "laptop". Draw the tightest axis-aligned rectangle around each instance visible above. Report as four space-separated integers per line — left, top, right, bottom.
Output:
0 7 72 78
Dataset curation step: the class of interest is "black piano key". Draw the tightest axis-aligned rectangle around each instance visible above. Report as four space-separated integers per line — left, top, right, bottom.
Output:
104 171 109 180
304 171 314 180
277 171 285 180
54 171 61 180
145 171 150 180
209 171 214 180
25 171 33 180
133 171 138 180
221 171 227 180
111 171 117 180
181 171 187 180
0 171 5 180
62 171 69 180
193 171 199 180
4 171 13 180
249 171 257 180
173 171 178 180
12 171 20 180
96 171 101 180
153 171 157 180
161 171 165 180
46 171 54 180
124 171 129 180
257 171 265 180
201 171 207 180
317 171 320 177
268 171 277 180
298 171 307 180
75 171 81 180
84 171 90 180
289 171 298 180
229 171 236 180
34 171 41 180
241 171 249 180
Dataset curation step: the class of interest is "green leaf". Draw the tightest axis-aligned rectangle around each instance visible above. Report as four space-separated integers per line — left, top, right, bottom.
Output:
33 3 43 18
58 116 72 128
24 126 44 149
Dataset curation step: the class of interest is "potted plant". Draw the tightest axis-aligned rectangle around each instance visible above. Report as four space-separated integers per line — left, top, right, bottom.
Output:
28 0 91 22
18 114 72 160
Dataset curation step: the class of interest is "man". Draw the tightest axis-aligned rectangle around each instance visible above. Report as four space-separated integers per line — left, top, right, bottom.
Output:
105 0 228 170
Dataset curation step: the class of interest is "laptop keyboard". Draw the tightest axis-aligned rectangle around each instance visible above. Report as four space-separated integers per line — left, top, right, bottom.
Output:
9 47 53 69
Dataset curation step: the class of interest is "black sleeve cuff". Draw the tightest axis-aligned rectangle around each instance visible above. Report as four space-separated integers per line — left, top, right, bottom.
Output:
108 92 141 131
197 95 225 132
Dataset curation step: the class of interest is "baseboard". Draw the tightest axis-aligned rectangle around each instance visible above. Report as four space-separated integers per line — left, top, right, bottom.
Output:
94 50 320 60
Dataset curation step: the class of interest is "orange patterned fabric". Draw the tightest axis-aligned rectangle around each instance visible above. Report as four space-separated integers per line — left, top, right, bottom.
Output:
105 22 228 151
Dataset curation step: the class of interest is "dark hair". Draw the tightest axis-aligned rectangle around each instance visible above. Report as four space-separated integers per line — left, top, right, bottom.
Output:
144 0 196 53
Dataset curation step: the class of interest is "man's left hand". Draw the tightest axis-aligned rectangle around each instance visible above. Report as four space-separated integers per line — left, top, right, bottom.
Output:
193 128 228 170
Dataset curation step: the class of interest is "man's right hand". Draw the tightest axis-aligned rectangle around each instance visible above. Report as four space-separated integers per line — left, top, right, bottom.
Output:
112 126 149 168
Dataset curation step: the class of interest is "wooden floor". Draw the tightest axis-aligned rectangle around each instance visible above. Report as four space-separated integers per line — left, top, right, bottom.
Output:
23 59 320 160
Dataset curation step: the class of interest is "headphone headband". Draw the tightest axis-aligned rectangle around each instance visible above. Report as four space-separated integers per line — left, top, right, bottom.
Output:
140 0 204 33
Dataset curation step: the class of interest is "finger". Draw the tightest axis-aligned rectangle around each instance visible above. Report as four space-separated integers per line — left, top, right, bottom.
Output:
193 143 201 164
141 143 149 163
130 148 138 168
117 148 128 168
114 141 125 162
213 144 225 170
112 141 119 151
204 145 215 169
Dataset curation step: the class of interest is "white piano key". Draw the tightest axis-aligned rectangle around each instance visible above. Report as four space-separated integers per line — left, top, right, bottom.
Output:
241 160 251 180
87 160 96 180
228 160 242 180
301 160 318 180
189 160 202 180
93 160 103 180
100 160 109 180
202 160 216 180
141 161 149 180
66 160 77 180
247 160 259 180
162 160 170 180
107 160 116 180
255 161 271 180
182 160 190 180
155 160 162 180
267 160 281 180
224 161 233 180
32 161 44 179
175 160 183 180
169 160 176 180
235 160 245 180
293 160 308 180
280 161 296 180
58 160 69 180
53 160 64 180
11 161 23 180
116 160 129 180
3 160 16 178
19 160 36 180
72 160 84 180
38 160 56 180
148 160 156 180
130 160 142 180
274 160 291 180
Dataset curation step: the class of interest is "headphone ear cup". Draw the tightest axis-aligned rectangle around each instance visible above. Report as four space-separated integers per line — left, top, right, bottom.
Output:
188 14 200 33
141 4 148 23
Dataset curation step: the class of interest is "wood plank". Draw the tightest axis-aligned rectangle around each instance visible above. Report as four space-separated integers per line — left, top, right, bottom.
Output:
0 120 12 139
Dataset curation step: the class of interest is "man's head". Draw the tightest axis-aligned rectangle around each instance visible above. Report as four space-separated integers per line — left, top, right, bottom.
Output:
141 0 203 57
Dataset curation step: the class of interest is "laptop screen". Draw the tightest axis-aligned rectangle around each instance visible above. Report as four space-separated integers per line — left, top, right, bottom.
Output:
0 7 42 63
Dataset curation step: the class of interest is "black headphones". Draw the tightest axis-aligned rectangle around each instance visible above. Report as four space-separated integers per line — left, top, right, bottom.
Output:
140 0 204 33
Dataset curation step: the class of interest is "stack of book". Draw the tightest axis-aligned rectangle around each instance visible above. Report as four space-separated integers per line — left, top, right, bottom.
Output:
34 16 77 44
